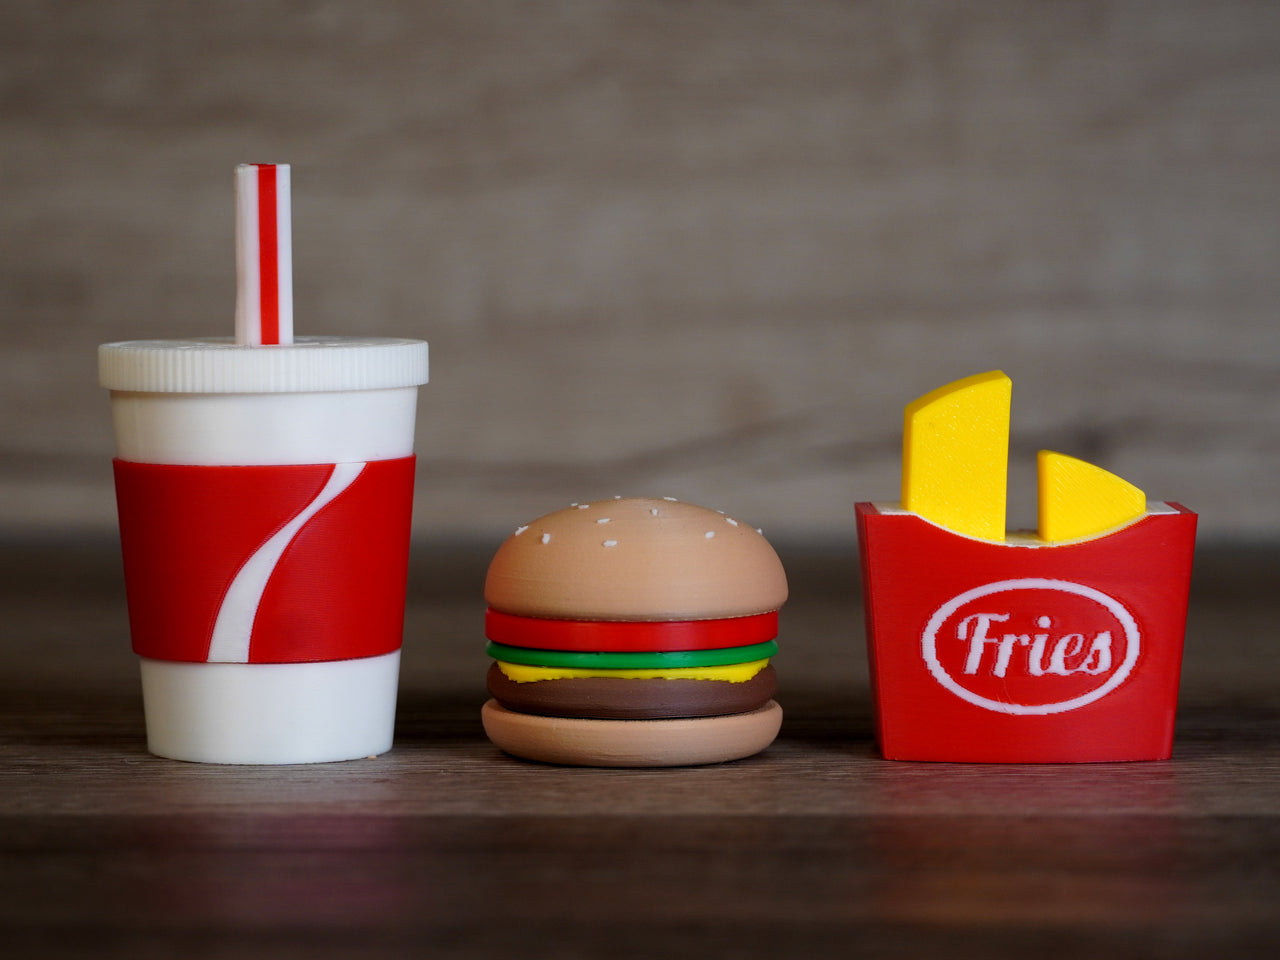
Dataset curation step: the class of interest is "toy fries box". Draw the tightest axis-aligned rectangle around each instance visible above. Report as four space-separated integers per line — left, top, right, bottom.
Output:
857 372 1197 763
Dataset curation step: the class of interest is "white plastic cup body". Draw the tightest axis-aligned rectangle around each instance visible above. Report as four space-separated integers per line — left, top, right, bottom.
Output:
109 388 419 466
100 338 428 764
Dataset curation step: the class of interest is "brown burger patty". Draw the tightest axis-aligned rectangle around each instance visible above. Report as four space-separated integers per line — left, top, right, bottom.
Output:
486 663 778 720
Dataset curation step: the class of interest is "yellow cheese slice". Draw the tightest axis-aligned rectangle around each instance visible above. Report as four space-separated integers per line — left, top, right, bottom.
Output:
1037 450 1146 543
495 659 770 683
902 370 1011 541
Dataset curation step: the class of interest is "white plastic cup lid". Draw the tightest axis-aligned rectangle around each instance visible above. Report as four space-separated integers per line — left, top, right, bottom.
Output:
99 337 429 394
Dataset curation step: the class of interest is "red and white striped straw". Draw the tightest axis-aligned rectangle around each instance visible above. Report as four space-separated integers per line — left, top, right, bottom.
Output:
234 163 293 346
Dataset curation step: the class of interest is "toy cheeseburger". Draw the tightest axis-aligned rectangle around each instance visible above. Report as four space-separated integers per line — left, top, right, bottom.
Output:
857 371 1197 763
481 497 787 766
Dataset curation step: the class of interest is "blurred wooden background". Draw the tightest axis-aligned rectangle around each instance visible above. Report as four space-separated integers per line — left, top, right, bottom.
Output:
2 0 1277 544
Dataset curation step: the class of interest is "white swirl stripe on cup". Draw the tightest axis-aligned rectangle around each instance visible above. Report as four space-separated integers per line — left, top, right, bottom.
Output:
207 461 366 663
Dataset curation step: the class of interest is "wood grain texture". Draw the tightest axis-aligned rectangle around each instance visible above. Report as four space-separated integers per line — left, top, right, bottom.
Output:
1 1 1278 544
1 542 1279 957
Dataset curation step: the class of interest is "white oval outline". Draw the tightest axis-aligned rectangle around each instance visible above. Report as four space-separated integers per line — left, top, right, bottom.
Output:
920 578 1141 716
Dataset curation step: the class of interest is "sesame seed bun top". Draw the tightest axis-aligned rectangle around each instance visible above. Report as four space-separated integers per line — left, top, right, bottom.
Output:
484 498 788 621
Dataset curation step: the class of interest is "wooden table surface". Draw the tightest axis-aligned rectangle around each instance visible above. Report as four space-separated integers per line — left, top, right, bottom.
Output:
2 540 1278 958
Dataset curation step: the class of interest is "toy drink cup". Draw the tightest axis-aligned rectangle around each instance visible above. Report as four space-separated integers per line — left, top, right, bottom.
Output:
101 338 427 763
858 372 1196 763
100 164 429 763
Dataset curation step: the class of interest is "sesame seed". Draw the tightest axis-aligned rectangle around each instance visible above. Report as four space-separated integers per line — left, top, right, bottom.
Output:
725 518 739 526
514 525 528 536
650 508 659 516
541 533 551 544
705 531 716 539
603 539 618 547
663 496 678 501
597 517 611 524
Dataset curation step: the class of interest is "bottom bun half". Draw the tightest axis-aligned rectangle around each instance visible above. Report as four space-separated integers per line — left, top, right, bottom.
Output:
481 699 782 767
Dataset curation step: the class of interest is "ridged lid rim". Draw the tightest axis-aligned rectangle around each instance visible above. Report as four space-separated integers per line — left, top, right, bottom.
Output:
99 336 429 394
